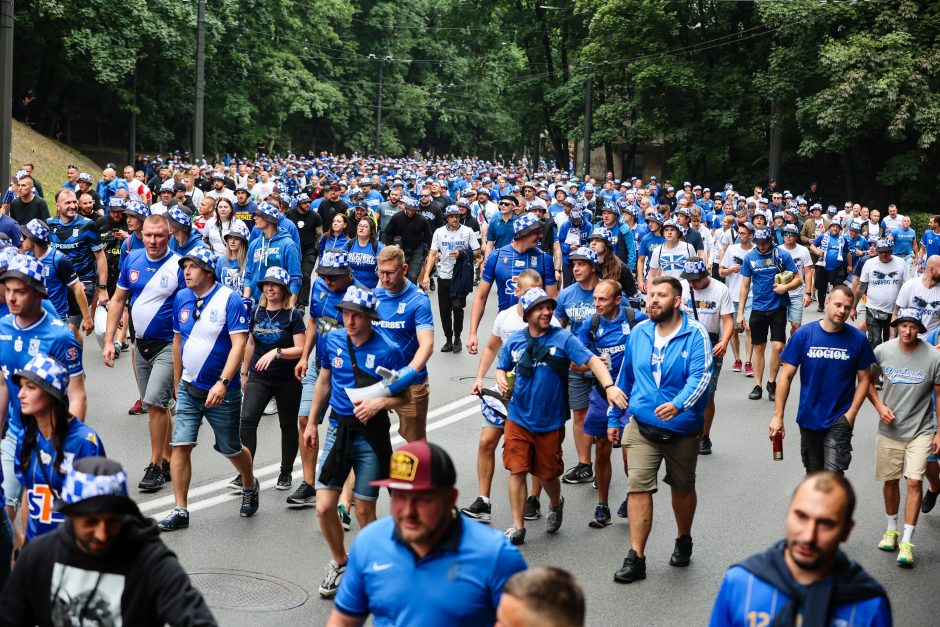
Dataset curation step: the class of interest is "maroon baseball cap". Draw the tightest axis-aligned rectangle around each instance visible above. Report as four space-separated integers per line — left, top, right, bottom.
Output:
371 441 457 491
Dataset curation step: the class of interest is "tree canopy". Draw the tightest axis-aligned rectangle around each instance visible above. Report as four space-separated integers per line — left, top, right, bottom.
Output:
12 0 940 207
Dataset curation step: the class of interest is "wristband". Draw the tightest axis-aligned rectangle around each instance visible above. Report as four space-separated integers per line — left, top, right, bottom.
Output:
604 382 616 390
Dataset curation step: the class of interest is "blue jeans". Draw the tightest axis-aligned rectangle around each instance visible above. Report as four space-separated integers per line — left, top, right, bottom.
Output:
172 382 244 457
314 424 381 501
299 356 329 422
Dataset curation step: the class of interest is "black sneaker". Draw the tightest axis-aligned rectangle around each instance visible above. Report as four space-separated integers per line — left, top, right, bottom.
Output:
748 385 762 400
158 507 189 531
613 549 646 583
766 381 776 402
286 481 317 507
461 497 492 522
669 534 693 567
817 304 824 312
699 436 712 455
923 489 939 514
240 483 260 517
138 463 165 492
227 475 243 491
617 496 629 518
524 495 542 520
120 342 130 352
452 339 462 354
440 341 453 353
428 279 435 292
546 496 565 533
561 463 594 484
276 472 292 491
161 458 172 482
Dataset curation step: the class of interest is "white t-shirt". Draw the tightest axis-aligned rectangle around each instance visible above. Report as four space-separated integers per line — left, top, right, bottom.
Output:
652 325 680 387
896 276 940 333
123 178 152 204
649 241 697 278
861 256 908 314
207 188 237 205
782 244 813 296
186 186 204 207
711 228 731 264
721 243 754 302
681 278 734 336
883 215 904 232
492 305 560 343
430 224 480 279
252 181 275 200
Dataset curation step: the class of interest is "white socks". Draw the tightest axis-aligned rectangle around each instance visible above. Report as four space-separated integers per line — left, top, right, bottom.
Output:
902 524 915 544
886 514 898 531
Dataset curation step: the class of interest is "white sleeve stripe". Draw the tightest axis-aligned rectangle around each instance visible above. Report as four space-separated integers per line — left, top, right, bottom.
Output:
684 321 713 408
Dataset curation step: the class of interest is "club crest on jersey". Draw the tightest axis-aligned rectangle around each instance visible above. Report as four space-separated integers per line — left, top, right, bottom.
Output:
72 228 80 238
13 336 22 352
28 337 41 356
397 303 406 314
623 323 631 335
130 270 140 283
209 309 218 323
365 354 375 368
180 309 190 323
66 347 78 361
161 275 169 288
298 221 305 229
332 356 344 368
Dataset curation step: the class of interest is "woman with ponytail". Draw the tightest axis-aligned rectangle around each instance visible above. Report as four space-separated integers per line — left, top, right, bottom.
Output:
14 354 105 542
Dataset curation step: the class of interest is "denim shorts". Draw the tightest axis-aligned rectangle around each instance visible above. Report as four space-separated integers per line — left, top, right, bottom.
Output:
733 294 753 330
314 424 381 500
1 431 22 508
568 371 593 411
172 382 244 456
787 293 804 325
298 355 329 422
709 353 724 396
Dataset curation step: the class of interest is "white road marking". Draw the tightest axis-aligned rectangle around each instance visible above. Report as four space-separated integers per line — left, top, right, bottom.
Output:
140 394 481 518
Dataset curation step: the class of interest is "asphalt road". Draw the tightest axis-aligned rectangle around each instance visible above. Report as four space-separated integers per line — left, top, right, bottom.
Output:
76 298 940 626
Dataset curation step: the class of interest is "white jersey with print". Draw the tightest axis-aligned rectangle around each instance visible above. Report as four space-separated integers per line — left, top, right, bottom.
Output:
896 276 940 334
782 244 813 296
649 241 697 278
430 224 480 280
721 243 754 303
681 278 734 337
862 256 908 314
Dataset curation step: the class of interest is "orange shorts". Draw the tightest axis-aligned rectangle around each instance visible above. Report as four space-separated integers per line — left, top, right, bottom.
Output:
502 419 565 480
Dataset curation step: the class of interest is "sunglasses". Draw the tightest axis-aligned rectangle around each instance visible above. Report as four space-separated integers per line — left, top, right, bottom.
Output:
499 201 513 206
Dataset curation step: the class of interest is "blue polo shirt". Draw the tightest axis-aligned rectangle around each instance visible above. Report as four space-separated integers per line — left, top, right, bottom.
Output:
891 226 916 256
335 516 526 627
485 214 516 249
497 326 594 432
740 246 798 312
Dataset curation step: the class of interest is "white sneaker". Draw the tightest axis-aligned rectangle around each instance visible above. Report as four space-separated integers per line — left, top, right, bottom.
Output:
318 559 346 598
263 398 278 416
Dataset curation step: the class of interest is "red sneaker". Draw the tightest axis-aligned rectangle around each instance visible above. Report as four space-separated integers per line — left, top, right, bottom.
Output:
744 362 754 378
128 399 144 415
731 359 743 372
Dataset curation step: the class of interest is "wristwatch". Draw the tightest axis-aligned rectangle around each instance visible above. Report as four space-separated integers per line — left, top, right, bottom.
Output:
97 284 107 289
218 376 231 387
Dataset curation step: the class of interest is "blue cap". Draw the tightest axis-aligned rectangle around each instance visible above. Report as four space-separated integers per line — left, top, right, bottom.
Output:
753 228 772 242
782 224 800 235
646 212 664 226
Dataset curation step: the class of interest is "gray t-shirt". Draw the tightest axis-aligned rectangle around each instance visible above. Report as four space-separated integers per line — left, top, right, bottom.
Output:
873 339 940 441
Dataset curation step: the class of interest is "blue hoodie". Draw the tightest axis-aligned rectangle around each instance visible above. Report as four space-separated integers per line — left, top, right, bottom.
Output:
250 213 301 251
612 313 712 435
244 227 302 300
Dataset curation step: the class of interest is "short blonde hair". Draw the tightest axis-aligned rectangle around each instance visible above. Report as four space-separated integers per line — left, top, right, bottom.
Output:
377 245 405 267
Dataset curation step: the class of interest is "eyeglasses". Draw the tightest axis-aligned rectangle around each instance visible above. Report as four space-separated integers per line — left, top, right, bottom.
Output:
377 268 402 277
783 233 797 237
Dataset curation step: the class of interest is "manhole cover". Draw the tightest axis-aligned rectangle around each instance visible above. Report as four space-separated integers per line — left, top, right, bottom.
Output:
188 569 308 611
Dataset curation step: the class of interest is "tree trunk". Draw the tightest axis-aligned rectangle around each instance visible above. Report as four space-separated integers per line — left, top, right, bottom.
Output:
604 141 614 175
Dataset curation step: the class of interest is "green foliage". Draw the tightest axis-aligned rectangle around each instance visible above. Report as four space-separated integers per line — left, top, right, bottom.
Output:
10 0 940 209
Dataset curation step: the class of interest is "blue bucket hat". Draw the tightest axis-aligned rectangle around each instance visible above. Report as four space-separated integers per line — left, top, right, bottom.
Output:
56 457 141 517
12 353 69 408
336 285 380 320
0 253 47 295
179 246 217 274
520 287 556 321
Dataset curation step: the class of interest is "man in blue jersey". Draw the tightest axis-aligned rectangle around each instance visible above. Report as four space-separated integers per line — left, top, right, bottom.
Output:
302 285 410 598
496 288 626 546
554 247 600 486
608 276 712 583
47 188 108 336
19 219 93 340
328 440 527 626
291 249 358 507
373 245 435 441
467 212 557 355
159 247 257 531
770 285 875 475
0 254 87 547
709 472 891 626
738 229 802 402
103 214 183 492
578 278 644 527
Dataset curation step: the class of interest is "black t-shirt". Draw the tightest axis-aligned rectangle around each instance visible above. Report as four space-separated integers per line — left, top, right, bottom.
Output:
94 214 128 268
9 196 50 224
318 199 349 227
417 202 444 229
249 307 306 380
381 211 433 251
285 207 323 253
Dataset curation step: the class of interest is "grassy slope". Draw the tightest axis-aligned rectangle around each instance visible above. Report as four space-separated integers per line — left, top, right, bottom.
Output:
12 120 102 193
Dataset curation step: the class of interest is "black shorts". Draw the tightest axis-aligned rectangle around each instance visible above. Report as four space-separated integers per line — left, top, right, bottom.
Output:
799 415 853 474
749 306 787 345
